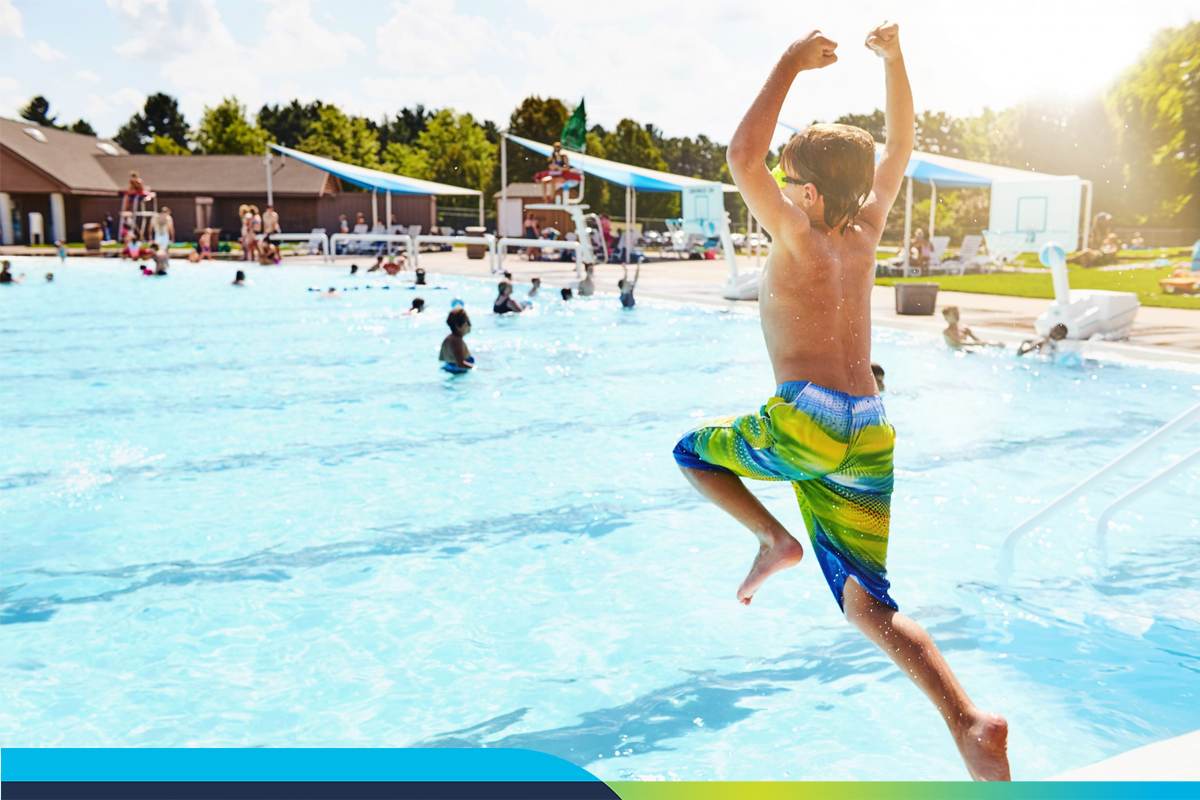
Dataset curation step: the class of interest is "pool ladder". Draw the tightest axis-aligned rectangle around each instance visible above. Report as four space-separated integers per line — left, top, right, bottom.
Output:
1002 400 1200 560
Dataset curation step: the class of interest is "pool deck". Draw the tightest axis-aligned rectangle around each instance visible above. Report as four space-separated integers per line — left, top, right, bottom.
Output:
397 249 1200 366
1049 729 1200 781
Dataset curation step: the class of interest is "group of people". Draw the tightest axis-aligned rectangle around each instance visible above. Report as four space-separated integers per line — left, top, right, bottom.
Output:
436 263 641 373
942 304 1068 356
239 204 281 264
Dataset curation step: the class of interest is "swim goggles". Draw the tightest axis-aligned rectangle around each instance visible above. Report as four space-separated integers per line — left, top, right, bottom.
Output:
771 165 810 189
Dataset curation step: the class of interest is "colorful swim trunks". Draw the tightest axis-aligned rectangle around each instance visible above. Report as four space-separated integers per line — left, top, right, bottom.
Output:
673 381 898 611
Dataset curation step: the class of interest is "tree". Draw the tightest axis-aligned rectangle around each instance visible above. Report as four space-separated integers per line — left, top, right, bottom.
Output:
602 119 677 219
1108 21 1199 225
297 105 379 168
505 95 570 183
832 110 887 142
146 135 191 155
114 93 190 153
384 109 494 210
376 105 432 150
193 97 273 155
258 100 324 149
69 119 96 136
19 95 58 128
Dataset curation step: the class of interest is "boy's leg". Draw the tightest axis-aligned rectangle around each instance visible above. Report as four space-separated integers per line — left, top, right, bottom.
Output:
842 578 1010 781
679 466 803 605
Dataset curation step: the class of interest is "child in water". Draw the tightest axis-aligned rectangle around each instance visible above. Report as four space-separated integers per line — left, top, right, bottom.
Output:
619 264 640 308
671 23 1009 781
439 308 474 371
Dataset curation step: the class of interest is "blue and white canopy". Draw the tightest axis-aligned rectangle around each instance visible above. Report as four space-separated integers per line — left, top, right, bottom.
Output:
269 143 481 196
875 145 1074 188
507 134 738 193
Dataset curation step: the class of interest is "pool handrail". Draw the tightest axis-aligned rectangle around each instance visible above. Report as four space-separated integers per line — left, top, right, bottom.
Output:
1094 445 1200 538
497 238 583 278
271 232 331 262
413 234 497 273
328 232 415 261
1003 400 1200 554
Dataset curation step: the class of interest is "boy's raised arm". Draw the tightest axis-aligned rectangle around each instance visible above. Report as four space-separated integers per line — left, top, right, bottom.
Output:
726 31 838 238
858 22 913 231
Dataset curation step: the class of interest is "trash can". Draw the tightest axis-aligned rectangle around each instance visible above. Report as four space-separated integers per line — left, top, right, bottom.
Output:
82 223 103 252
894 282 939 315
465 226 488 260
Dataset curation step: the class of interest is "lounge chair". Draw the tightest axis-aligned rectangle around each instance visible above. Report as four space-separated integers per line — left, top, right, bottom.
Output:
937 234 988 275
982 231 1028 270
306 227 327 256
924 236 951 273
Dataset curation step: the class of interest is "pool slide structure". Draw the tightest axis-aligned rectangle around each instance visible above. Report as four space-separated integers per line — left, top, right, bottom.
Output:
1034 241 1140 341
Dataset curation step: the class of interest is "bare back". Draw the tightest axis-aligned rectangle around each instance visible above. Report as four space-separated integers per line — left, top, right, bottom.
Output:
759 222 879 395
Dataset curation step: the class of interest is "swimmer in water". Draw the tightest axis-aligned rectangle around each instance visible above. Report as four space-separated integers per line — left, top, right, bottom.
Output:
529 276 541 297
415 267 427 285
871 362 885 392
439 308 474 371
578 263 595 296
561 286 573 301
151 243 169 275
45 272 54 282
55 240 67 261
407 297 425 314
320 287 339 297
493 281 525 314
619 264 640 308
367 256 383 273
384 253 407 276
1017 323 1068 356
232 270 246 286
351 264 360 275
942 306 1003 350
0 261 23 284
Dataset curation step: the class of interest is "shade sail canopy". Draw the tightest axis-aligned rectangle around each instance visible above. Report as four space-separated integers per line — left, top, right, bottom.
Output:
508 134 738 193
878 145 1077 188
269 143 481 196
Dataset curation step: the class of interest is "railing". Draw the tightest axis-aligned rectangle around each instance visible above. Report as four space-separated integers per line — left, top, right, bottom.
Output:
413 234 497 273
1003 401 1200 566
272 232 331 262
497 238 583 278
328 233 415 261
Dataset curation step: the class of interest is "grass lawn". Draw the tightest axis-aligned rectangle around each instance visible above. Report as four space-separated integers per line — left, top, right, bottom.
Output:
878 265 1200 310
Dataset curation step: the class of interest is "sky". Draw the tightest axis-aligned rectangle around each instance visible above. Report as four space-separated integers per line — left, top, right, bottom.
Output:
0 0 1195 150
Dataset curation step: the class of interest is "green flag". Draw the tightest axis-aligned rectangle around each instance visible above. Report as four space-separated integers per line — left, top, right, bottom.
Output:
561 99 587 153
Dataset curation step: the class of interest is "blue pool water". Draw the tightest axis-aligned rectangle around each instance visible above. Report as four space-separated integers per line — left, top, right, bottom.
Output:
2 256 1198 779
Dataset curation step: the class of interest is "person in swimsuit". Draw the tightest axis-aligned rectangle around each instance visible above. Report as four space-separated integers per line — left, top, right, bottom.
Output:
560 287 573 301
1017 323 1068 356
261 205 279 246
543 141 571 202
870 362 885 393
0 261 24 284
524 211 540 242
199 228 214 260
439 308 474 372
942 306 1004 350
232 270 246 286
529 276 541 298
674 24 1009 781
407 297 425 314
578 263 595 296
149 207 174 252
149 243 168 275
493 281 525 314
618 264 640 308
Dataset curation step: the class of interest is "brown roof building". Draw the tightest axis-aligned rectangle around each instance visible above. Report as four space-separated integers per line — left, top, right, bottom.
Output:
1 117 436 245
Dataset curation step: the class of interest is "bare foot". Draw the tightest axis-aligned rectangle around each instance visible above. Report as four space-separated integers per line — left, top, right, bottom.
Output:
956 710 1010 781
736 534 804 605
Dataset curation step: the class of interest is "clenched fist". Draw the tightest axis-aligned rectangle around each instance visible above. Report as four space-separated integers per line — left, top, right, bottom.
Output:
865 21 901 60
787 30 838 72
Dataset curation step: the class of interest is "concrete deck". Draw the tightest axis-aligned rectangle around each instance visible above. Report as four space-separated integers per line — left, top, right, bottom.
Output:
402 249 1200 365
1050 729 1200 781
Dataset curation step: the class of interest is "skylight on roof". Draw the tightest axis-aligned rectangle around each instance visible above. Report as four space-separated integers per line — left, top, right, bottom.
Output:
96 142 120 156
23 127 48 143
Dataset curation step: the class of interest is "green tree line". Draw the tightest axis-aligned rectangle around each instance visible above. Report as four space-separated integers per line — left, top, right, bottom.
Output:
18 21 1196 228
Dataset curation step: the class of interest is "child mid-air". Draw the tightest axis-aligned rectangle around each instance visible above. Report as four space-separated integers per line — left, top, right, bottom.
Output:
672 23 1010 781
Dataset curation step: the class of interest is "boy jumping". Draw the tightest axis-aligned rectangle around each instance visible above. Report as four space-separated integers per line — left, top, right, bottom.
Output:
672 23 1010 781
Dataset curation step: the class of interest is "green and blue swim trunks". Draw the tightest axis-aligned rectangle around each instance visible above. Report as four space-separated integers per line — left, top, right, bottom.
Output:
673 381 898 611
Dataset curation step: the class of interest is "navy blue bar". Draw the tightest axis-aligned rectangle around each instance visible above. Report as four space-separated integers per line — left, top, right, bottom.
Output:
3 781 620 800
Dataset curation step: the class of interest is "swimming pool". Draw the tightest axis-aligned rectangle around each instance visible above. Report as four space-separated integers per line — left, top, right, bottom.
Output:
2 256 1197 780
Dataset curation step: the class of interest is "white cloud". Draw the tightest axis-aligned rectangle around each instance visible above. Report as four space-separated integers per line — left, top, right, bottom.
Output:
0 0 23 38
252 0 365 75
77 69 103 83
31 39 67 61
358 71 513 124
111 86 146 112
376 0 504 75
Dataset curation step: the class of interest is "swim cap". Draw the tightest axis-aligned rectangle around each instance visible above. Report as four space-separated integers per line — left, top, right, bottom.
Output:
450 298 465 309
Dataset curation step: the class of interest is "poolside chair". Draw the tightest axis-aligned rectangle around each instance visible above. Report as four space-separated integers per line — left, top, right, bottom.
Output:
306 227 327 256
982 231 1027 270
925 236 951 273
936 234 987 276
